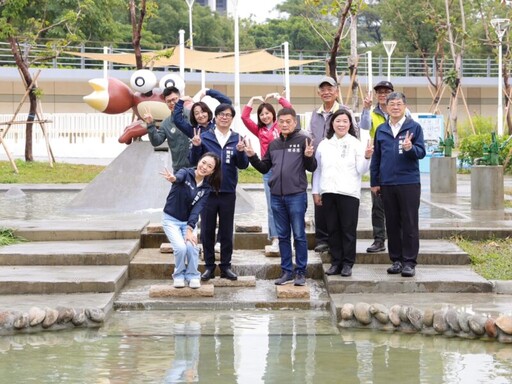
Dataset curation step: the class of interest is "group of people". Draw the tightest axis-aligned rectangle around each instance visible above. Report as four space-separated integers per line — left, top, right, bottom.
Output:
145 75 426 290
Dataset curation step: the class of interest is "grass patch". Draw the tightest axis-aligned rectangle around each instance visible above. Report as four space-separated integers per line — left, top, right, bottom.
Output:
239 165 312 184
0 160 105 184
456 237 512 280
0 228 24 246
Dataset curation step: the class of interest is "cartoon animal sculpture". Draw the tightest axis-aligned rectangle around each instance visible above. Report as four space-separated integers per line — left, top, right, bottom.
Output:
83 69 185 144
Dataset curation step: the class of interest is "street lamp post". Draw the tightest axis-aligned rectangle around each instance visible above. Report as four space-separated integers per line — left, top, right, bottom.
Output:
230 0 240 129
491 18 510 136
185 0 195 49
383 41 397 82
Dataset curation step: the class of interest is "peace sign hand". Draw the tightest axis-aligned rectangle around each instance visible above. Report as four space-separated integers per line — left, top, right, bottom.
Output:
363 91 373 110
192 127 201 146
365 139 374 159
403 131 414 151
236 135 246 152
159 167 176 183
243 137 255 157
304 138 314 157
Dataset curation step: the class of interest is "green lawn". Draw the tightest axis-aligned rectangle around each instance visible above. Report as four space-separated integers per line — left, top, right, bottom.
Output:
456 237 512 280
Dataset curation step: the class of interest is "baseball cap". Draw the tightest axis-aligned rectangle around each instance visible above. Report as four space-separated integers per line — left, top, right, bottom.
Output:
318 76 337 87
373 81 394 91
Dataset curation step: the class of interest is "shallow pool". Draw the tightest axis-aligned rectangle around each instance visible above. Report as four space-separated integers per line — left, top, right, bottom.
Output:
1 310 511 383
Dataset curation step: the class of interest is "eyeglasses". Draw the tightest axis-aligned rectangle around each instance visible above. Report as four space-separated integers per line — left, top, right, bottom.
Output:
217 112 233 118
376 90 392 95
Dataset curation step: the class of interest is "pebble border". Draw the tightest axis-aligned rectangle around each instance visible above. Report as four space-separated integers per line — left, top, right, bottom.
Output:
0 306 105 335
339 302 512 343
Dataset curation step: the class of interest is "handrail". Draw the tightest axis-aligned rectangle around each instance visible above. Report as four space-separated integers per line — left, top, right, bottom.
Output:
0 41 504 78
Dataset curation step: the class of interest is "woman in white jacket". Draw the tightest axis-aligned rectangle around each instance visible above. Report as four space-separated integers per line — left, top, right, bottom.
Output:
312 108 374 277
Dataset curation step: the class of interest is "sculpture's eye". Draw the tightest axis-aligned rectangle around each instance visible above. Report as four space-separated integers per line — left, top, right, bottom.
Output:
130 69 157 94
159 74 185 94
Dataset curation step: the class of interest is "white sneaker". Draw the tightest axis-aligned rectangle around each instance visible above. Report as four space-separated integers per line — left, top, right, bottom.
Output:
173 278 185 288
269 238 279 253
214 242 221 253
189 279 201 289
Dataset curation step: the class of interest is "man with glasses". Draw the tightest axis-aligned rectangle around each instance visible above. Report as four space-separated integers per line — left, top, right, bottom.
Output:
308 76 350 253
142 86 191 172
189 104 249 281
370 92 425 277
360 80 394 253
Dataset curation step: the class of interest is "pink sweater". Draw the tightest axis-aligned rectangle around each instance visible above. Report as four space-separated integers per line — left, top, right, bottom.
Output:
241 97 292 156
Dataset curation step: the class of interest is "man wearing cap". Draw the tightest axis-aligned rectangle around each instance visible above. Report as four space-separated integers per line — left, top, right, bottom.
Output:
308 76 350 253
360 80 394 253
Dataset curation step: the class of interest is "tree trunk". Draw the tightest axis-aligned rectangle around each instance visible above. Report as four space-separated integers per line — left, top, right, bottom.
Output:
326 0 352 79
8 36 35 161
130 0 146 70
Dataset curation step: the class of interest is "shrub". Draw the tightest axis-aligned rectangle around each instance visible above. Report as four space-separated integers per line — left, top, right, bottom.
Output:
457 115 495 141
458 133 512 173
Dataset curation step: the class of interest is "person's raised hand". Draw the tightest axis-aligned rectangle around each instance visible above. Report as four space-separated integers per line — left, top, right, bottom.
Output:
236 135 246 152
159 167 176 183
304 138 314 157
243 137 255 157
264 92 280 101
363 91 373 110
403 131 413 151
191 127 201 146
365 139 374 159
142 106 153 124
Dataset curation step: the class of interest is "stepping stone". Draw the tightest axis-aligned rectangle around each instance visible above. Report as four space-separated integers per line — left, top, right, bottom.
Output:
160 243 173 253
235 224 262 233
264 245 280 257
149 284 214 297
146 223 163 234
276 284 310 299
207 276 256 287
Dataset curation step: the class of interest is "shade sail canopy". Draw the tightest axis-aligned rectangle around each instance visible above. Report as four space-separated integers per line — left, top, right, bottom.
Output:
64 47 320 73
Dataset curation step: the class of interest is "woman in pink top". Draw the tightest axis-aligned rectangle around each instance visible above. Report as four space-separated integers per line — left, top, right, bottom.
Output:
241 92 293 252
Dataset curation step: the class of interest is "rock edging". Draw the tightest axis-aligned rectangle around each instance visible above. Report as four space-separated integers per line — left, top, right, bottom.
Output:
340 302 512 344
0 306 106 335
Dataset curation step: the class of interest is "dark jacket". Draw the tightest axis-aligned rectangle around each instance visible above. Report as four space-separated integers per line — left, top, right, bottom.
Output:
163 168 211 229
147 113 191 172
189 129 249 193
172 89 232 138
249 128 317 196
370 117 426 186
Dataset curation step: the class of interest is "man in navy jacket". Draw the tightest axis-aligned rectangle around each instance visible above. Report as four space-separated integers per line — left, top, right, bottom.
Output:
370 92 426 277
189 104 249 281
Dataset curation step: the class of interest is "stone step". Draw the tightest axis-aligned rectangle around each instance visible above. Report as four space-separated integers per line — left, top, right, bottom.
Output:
319 239 469 265
0 239 140 266
6 218 148 241
128 249 324 280
0 266 128 295
113 278 330 311
0 292 115 313
323 264 493 294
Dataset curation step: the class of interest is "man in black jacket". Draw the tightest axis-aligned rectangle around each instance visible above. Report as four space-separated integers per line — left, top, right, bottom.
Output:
243 108 317 286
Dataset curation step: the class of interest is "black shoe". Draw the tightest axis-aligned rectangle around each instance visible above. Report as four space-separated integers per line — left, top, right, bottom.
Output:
401 265 416 277
294 272 306 286
275 271 294 285
325 265 341 275
366 240 386 253
201 268 215 281
341 265 352 277
220 268 238 280
387 261 403 274
314 243 329 253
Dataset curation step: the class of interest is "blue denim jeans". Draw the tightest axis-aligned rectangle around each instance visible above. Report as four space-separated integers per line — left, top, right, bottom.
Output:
162 212 200 281
263 170 278 240
270 192 308 274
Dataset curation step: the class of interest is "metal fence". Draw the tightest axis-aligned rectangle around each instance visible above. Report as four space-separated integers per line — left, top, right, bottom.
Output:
0 41 503 78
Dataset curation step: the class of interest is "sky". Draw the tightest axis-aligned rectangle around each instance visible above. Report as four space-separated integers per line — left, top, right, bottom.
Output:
235 0 285 24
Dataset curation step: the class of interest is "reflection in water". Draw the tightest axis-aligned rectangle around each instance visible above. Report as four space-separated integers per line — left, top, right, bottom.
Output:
0 190 458 223
0 310 511 383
